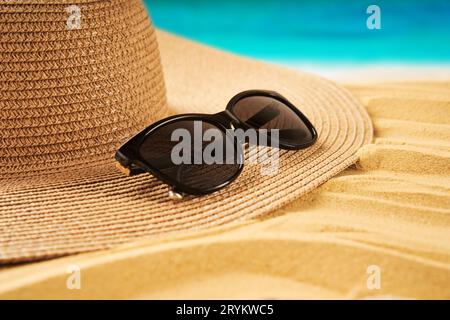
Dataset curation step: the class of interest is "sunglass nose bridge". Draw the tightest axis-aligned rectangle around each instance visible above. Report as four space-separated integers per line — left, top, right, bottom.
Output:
214 110 240 130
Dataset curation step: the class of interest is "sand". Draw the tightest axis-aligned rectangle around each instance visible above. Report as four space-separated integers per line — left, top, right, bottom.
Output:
294 63 450 83
0 81 449 299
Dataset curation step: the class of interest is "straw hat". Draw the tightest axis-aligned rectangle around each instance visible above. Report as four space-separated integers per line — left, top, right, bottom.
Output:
0 0 372 264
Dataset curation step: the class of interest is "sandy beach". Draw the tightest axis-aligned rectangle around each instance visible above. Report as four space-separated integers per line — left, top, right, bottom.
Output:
295 63 450 83
0 79 448 299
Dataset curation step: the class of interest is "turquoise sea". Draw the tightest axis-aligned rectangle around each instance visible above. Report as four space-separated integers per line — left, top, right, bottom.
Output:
144 0 450 64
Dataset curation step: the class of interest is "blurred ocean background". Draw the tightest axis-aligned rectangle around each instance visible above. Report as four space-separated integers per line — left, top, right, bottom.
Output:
144 0 450 79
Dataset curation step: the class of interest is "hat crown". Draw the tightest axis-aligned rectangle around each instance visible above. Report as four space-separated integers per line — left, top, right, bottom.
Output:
0 0 167 176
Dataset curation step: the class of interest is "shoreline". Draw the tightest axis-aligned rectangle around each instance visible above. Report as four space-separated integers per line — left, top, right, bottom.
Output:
272 61 450 83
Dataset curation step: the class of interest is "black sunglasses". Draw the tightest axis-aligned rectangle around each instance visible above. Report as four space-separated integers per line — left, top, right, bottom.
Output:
115 90 317 199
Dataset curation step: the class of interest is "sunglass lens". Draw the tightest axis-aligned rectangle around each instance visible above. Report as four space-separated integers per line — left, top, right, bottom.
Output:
230 95 316 148
138 119 242 193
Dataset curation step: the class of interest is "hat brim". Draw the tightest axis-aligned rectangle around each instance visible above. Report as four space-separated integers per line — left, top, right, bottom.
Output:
0 30 372 264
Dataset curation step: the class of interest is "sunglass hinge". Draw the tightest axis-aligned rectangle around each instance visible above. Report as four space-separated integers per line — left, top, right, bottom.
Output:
115 162 131 176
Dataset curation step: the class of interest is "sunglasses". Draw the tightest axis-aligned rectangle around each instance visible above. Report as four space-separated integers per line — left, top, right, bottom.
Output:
115 90 317 199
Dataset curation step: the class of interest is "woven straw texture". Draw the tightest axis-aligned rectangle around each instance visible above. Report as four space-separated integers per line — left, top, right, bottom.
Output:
0 0 372 264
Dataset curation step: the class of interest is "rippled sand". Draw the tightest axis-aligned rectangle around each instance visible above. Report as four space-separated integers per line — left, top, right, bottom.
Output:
0 81 449 299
